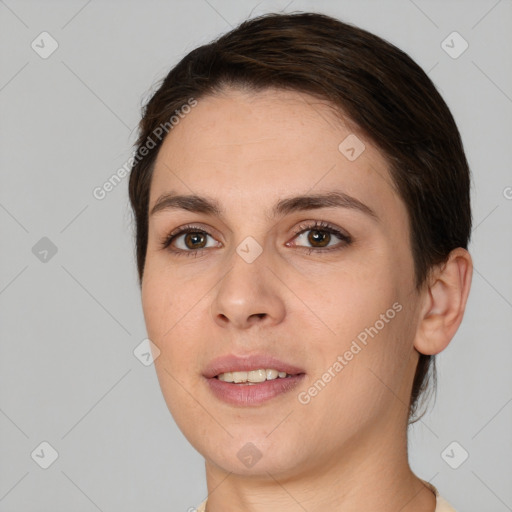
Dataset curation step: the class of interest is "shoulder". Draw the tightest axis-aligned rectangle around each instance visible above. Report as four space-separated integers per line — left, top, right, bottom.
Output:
421 479 457 512
436 494 457 511
194 485 458 512
194 498 207 512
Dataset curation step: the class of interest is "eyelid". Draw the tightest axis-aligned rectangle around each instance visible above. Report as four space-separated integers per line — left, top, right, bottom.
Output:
290 220 351 240
159 223 220 250
286 220 352 252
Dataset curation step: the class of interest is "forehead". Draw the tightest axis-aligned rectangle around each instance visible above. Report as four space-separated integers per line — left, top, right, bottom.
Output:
150 87 400 220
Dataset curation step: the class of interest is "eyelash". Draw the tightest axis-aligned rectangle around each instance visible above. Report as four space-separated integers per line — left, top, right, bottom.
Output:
159 220 353 258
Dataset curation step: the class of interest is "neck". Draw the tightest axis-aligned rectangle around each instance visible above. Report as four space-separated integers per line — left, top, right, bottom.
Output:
202 410 436 512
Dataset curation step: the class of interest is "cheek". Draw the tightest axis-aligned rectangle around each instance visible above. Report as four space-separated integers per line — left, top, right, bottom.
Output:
298 261 402 346
296 254 414 397
141 264 210 372
141 276 173 342
296 303 415 439
141 257 196 339
141 271 207 422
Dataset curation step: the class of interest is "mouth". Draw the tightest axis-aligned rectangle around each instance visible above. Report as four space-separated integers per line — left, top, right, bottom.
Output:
203 353 305 379
214 368 303 384
204 354 306 406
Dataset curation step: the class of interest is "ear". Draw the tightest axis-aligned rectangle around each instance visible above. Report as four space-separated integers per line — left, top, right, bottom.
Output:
414 248 473 355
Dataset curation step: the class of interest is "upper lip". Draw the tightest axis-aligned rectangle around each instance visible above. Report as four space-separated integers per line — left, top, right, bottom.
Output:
203 353 305 378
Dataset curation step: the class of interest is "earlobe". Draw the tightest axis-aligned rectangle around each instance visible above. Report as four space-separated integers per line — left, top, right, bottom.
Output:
414 248 473 356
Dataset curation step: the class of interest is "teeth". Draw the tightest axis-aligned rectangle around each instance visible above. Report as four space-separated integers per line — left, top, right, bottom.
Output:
217 369 293 383
266 369 278 380
248 369 266 383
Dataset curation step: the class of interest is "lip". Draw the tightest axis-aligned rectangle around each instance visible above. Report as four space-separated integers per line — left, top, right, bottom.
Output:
203 353 306 407
206 374 306 406
203 353 305 379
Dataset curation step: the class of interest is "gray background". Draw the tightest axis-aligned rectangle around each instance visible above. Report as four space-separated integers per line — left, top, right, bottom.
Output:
0 0 511 511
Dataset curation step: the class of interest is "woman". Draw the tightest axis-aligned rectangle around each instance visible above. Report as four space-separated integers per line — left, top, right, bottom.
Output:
128 12 472 511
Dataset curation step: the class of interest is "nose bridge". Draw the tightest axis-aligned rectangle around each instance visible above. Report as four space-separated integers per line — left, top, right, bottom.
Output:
210 237 285 328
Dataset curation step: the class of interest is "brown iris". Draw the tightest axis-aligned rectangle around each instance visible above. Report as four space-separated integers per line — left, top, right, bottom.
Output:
307 229 331 247
184 232 207 250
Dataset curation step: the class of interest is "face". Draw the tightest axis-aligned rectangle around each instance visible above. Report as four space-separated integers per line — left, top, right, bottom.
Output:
142 87 423 478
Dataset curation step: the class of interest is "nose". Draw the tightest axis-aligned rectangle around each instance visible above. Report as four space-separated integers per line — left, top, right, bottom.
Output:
210 249 286 330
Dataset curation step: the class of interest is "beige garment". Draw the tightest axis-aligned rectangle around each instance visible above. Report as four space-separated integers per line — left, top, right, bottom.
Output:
194 481 456 511
423 480 457 512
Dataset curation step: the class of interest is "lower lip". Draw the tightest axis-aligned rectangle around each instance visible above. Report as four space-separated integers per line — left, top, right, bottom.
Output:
206 374 305 406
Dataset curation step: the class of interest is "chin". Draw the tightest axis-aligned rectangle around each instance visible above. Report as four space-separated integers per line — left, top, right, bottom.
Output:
200 432 303 477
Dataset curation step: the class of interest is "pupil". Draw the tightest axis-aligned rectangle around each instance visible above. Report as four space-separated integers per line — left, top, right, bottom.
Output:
308 230 329 247
186 232 206 249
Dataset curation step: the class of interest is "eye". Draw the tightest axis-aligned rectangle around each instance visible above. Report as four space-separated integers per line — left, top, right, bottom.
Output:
160 220 352 257
160 224 220 257
287 220 352 254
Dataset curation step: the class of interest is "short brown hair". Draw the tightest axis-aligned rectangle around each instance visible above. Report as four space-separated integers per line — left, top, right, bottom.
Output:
128 12 472 422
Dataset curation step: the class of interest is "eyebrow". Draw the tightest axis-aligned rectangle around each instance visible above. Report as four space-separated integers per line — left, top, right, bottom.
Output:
149 190 378 221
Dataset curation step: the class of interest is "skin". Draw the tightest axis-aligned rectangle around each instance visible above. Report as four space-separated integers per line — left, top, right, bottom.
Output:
141 87 472 511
